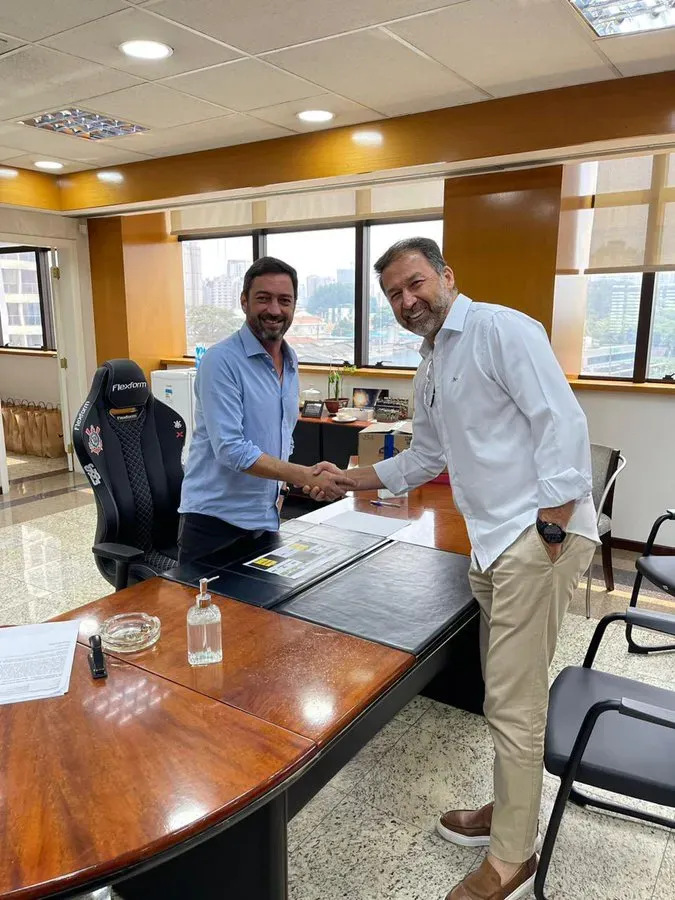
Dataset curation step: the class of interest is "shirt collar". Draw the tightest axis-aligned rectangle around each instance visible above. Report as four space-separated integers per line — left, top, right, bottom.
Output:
419 294 472 358
239 323 297 370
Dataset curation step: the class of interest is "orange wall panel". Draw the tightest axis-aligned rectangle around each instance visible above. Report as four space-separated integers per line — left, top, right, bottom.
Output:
443 167 564 334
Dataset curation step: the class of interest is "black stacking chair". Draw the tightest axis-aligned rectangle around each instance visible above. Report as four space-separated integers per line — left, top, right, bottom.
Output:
626 509 675 653
73 359 186 591
536 608 675 900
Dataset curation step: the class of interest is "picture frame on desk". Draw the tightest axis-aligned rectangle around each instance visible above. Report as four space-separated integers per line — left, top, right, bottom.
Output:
302 400 325 419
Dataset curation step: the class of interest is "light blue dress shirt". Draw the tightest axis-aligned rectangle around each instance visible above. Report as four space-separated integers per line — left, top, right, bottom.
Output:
179 323 299 532
375 295 598 571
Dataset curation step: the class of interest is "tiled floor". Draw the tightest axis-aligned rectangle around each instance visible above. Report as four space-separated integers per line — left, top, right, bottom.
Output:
1 483 674 900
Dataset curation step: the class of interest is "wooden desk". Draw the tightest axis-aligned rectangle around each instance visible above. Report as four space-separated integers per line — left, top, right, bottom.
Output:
5 480 478 900
0 645 313 900
58 579 414 747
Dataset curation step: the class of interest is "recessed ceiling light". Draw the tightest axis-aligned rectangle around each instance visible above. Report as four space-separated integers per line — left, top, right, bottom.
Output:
119 40 173 60
34 160 64 171
569 0 675 37
352 130 383 147
0 167 18 179
297 110 334 123
97 171 124 184
20 108 148 141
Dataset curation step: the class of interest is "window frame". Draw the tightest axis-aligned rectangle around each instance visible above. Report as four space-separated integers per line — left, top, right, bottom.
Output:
0 246 56 351
578 269 675 384
179 213 442 370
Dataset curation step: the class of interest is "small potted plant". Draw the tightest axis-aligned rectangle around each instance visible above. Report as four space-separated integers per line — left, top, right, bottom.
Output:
325 362 357 414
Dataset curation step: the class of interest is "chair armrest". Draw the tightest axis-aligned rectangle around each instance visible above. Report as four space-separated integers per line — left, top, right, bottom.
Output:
625 607 675 638
620 697 675 731
93 542 144 563
93 543 144 592
644 510 675 556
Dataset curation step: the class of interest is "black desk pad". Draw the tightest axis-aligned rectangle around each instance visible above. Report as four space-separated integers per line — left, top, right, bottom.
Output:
277 542 473 655
162 525 385 609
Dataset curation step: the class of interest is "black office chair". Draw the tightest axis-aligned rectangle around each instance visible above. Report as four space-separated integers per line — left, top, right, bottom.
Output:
625 509 675 654
535 608 675 899
73 359 186 591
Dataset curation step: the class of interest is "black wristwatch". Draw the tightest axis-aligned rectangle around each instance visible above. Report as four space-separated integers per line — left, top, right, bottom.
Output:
536 518 566 544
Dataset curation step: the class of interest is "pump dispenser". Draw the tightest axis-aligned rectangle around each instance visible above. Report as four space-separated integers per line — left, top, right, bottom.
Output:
187 576 222 666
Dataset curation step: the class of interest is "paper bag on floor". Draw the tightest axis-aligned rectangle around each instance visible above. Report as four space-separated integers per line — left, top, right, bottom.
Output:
42 406 64 458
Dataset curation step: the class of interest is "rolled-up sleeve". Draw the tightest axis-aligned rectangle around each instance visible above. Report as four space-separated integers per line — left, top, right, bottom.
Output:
197 350 263 472
487 312 592 508
374 362 446 495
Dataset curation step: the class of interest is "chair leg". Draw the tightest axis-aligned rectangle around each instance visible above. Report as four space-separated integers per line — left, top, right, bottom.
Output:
534 779 573 900
626 571 675 654
585 559 593 619
601 534 614 592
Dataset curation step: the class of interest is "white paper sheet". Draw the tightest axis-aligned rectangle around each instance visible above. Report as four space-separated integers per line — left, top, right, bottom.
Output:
0 621 80 705
326 510 410 537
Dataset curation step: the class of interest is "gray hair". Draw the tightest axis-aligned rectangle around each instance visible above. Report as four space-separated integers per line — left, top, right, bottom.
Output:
374 237 447 290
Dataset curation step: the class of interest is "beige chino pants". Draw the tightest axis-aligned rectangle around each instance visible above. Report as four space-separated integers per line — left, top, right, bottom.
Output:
468 525 596 864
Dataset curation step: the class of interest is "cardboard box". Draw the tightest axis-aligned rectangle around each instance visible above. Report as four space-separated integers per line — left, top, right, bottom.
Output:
358 420 413 467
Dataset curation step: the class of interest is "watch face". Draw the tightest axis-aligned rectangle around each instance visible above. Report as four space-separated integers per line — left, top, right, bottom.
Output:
541 522 565 544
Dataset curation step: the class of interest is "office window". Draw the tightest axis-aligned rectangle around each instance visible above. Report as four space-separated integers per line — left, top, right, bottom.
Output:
267 227 356 364
0 248 54 350
581 274 641 377
648 272 675 379
367 219 443 367
181 236 253 354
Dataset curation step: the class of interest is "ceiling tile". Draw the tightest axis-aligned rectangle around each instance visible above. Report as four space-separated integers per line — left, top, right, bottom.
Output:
0 34 25 56
0 0 126 42
164 59 318 112
266 29 485 117
250 92 382 132
111 113 292 156
0 46 142 121
80 83 227 129
0 121 154 163
149 0 469 54
389 0 615 97
599 29 675 77
42 8 242 80
0 152 94 173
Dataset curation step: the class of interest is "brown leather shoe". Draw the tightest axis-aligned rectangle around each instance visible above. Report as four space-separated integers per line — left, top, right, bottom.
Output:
445 855 537 900
436 802 494 847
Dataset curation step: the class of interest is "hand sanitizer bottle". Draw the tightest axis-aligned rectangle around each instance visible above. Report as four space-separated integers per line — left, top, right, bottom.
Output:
187 577 222 666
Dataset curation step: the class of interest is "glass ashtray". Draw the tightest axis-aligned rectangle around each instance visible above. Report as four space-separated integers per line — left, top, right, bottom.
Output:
99 612 161 653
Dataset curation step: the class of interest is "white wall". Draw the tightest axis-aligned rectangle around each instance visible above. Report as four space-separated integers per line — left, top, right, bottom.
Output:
0 209 96 457
575 390 675 544
0 354 60 404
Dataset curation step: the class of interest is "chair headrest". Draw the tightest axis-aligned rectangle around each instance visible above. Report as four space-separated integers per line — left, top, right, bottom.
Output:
102 359 150 409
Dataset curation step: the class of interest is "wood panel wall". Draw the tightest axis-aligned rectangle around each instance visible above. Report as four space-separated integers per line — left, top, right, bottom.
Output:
60 70 675 213
88 212 185 376
443 167 564 334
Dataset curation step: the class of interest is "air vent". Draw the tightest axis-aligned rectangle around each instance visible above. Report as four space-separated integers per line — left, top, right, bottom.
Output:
19 108 149 141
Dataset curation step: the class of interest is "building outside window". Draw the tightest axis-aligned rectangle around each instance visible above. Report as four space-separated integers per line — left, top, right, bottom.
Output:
0 248 54 350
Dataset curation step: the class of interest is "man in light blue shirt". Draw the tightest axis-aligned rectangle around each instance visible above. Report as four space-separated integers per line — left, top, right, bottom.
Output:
179 256 353 564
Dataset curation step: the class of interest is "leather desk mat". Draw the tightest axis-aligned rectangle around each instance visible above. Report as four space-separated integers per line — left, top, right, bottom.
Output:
162 524 384 609
277 542 473 655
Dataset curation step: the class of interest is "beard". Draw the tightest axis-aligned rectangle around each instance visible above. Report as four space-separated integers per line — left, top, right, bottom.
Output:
249 314 291 341
401 287 455 337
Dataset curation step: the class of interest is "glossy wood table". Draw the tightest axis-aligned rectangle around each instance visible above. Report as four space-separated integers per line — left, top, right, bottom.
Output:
59 579 414 747
0 645 314 900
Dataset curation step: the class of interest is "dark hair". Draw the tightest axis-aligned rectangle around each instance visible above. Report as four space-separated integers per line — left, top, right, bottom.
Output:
374 237 447 289
243 256 298 300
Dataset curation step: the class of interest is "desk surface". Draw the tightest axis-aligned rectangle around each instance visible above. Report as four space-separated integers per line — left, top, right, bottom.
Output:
57 579 414 747
0 645 314 900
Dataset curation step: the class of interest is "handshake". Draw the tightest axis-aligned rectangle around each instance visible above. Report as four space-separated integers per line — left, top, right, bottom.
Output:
299 461 355 502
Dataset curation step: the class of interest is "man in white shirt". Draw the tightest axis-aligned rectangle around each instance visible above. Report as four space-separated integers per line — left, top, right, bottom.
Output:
311 238 597 900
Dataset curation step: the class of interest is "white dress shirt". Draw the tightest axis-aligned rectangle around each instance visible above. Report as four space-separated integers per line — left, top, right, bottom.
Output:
375 295 598 571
